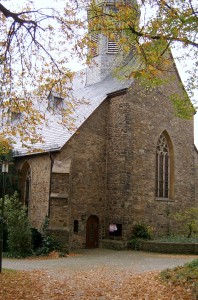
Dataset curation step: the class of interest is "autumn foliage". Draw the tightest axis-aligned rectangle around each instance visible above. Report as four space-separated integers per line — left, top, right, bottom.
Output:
0 0 197 149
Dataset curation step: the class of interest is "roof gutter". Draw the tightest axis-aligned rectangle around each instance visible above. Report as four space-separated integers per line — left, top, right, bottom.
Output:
13 148 61 159
107 88 128 99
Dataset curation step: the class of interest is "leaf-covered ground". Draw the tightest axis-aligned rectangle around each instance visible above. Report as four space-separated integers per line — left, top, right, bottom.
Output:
161 259 198 300
0 267 194 300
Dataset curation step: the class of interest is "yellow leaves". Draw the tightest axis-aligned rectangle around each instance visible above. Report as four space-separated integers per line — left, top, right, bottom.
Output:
122 44 130 53
88 1 139 39
0 135 12 156
170 92 195 119
130 65 162 80
47 25 54 31
0 0 196 148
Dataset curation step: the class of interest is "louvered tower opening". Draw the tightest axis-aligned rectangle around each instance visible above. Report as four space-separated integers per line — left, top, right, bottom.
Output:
91 33 99 57
107 34 119 53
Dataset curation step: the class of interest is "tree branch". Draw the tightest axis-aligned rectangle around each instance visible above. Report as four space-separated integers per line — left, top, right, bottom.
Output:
0 3 37 26
128 25 198 49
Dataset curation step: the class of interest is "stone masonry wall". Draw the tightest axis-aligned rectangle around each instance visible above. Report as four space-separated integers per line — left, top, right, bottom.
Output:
51 173 69 194
14 64 197 249
106 93 134 241
106 66 196 240
48 171 70 250
15 154 51 230
194 147 198 207
128 70 195 237
49 173 69 229
48 101 108 250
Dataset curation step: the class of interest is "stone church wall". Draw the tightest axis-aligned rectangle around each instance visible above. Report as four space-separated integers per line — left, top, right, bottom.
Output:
15 101 108 250
15 66 196 249
15 154 51 230
130 75 195 237
48 101 108 250
106 92 134 241
194 147 198 207
106 67 196 239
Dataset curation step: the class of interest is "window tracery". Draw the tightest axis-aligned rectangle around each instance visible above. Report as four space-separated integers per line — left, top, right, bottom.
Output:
156 134 169 198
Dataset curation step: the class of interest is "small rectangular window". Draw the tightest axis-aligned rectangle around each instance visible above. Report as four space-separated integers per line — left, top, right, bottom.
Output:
74 220 79 233
47 92 63 110
109 223 122 236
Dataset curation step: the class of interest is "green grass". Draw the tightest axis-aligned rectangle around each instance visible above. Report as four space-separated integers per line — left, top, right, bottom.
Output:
160 259 198 298
1 268 17 274
154 235 198 243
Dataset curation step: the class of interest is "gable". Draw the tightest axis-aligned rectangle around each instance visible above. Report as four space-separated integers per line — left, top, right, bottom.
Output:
13 71 133 157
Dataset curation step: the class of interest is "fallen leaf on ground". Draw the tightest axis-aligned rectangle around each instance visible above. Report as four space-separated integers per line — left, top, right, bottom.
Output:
0 267 194 300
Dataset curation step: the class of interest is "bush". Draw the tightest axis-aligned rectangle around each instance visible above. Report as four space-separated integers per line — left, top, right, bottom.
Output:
2 192 33 257
128 223 152 250
35 235 61 255
128 238 142 250
173 207 198 238
132 223 152 240
1 193 62 257
3 223 8 252
34 216 61 256
161 259 198 299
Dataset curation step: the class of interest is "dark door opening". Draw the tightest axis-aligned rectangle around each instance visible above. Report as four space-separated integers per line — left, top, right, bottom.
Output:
86 215 99 248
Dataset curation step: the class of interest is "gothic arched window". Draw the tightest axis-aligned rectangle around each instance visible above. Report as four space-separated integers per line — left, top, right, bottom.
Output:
25 168 31 212
156 133 173 198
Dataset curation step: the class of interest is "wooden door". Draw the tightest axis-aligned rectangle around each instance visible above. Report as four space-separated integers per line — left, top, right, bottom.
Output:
86 215 99 248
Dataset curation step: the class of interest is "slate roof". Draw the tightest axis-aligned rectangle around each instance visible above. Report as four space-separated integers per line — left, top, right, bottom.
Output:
13 69 133 157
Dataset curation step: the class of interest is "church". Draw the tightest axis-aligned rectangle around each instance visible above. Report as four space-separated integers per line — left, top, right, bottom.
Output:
13 0 198 251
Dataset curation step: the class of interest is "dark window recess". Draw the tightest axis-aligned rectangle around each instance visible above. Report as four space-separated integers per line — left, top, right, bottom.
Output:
25 168 31 213
109 223 122 237
74 220 79 233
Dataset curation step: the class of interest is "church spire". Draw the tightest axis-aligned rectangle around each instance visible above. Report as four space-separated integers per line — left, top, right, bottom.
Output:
86 0 139 85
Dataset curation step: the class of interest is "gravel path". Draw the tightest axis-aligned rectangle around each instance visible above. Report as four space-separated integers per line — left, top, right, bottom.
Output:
1 249 197 300
2 249 197 273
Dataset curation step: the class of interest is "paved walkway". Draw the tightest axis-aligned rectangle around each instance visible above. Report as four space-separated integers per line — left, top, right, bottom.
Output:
2 249 197 273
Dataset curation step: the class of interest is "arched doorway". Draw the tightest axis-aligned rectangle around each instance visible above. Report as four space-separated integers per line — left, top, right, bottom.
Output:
86 215 99 248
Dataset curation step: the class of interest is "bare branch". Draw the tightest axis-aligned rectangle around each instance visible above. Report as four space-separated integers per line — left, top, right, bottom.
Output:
0 3 37 26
